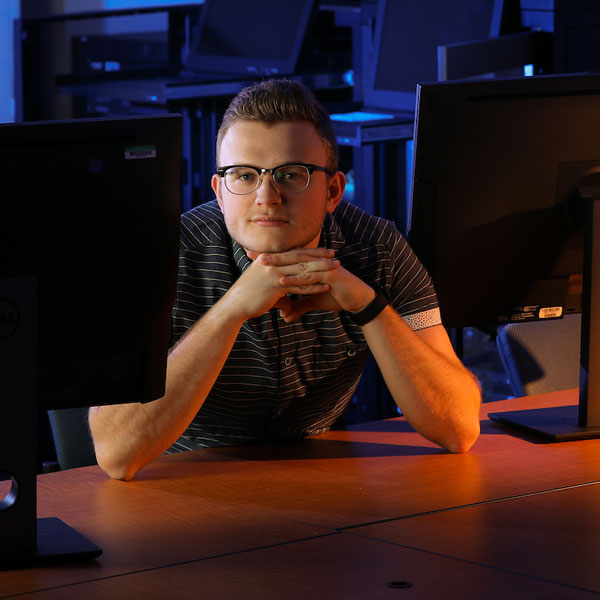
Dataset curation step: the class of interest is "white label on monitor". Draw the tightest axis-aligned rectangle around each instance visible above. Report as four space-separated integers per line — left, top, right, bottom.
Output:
539 306 563 319
125 145 157 160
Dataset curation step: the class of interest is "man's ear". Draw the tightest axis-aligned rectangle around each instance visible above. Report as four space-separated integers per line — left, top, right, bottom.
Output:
211 173 224 211
325 170 346 213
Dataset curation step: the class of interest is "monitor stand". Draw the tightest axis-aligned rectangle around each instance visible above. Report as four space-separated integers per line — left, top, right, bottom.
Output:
36 517 102 565
489 175 600 441
488 404 600 441
0 277 102 568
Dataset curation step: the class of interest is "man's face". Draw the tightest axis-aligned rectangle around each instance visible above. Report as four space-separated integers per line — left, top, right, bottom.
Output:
212 120 345 253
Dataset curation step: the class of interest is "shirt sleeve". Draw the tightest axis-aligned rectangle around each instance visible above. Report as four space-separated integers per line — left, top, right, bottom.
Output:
387 228 442 331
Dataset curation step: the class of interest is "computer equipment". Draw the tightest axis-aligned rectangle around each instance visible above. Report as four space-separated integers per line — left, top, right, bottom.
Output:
521 0 600 73
332 0 503 146
70 0 318 83
184 0 316 77
0 113 182 565
408 72 600 440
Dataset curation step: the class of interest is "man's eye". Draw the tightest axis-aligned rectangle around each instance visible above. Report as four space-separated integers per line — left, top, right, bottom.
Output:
231 171 256 182
277 170 298 181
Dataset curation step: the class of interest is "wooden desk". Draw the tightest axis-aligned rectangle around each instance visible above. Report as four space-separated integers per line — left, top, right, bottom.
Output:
121 389 598 531
2 389 599 599
353 482 600 595
11 533 598 600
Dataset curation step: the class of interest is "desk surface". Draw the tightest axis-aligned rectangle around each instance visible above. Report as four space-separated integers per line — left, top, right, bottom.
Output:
356 482 600 595
2 389 599 599
11 533 598 600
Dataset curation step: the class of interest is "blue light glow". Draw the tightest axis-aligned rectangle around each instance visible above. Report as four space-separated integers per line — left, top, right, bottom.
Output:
330 111 395 123
343 70 354 87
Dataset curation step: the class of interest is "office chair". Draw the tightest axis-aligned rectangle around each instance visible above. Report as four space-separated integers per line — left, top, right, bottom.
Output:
47 407 97 470
496 313 580 397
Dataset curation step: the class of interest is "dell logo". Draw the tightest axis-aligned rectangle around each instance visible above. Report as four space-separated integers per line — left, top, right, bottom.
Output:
0 299 19 340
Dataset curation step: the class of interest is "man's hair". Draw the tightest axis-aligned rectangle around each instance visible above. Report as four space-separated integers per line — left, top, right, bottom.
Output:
216 79 339 171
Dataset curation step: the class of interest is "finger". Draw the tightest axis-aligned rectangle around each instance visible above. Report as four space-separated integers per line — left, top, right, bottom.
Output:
282 283 330 296
274 295 292 316
279 267 338 287
280 272 318 286
278 258 340 281
280 295 322 322
249 248 336 265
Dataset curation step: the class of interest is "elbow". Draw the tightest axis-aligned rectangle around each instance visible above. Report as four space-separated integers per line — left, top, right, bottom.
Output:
445 426 480 454
95 450 137 481
445 379 482 454
104 465 138 482
444 415 481 454
89 407 145 481
93 441 142 481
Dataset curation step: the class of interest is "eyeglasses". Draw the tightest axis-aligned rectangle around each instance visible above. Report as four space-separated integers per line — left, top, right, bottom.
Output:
216 163 333 195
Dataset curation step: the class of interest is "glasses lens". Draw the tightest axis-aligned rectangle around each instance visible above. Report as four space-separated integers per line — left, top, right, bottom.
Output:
224 167 259 194
273 165 310 193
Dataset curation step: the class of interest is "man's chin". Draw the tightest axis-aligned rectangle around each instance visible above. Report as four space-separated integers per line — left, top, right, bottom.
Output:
244 242 297 254
236 235 310 254
229 226 322 254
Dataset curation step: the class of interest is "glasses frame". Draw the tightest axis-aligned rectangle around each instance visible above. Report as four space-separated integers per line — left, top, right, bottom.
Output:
216 162 333 195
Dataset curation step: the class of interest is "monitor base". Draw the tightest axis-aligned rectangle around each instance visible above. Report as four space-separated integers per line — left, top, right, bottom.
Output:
0 518 102 569
489 404 600 441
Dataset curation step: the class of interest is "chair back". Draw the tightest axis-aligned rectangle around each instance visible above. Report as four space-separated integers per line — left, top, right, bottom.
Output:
47 407 97 470
496 313 580 397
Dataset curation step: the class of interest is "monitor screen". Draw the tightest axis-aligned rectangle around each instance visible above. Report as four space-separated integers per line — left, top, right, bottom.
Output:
407 73 600 330
184 0 315 76
0 114 182 410
365 0 500 112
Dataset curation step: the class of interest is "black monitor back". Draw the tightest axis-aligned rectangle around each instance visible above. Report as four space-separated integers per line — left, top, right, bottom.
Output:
0 114 181 409
408 73 600 329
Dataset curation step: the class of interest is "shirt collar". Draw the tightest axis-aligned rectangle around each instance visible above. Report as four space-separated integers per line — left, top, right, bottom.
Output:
231 239 253 273
321 212 346 251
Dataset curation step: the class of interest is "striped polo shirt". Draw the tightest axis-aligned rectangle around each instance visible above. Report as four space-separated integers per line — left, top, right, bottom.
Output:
169 199 441 450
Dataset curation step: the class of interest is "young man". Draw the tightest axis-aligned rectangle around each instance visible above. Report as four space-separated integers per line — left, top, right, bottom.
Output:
90 80 481 480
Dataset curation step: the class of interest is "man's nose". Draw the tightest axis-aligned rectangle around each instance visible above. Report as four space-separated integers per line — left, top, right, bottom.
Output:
254 173 282 205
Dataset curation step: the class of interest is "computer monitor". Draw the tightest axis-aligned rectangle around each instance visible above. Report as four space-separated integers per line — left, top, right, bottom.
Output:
184 0 315 76
364 0 502 111
0 113 182 565
0 114 181 410
408 72 600 440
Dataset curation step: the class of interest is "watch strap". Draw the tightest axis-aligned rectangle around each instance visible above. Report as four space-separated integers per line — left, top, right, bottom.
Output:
348 293 389 326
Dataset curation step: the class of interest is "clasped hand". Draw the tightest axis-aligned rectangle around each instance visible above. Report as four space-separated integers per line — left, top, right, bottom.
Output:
236 248 375 323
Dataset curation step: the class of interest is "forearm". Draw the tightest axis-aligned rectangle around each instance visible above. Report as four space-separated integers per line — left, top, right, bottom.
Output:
363 307 481 453
89 295 246 480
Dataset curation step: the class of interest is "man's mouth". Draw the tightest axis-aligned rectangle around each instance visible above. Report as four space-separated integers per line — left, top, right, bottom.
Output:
251 215 289 226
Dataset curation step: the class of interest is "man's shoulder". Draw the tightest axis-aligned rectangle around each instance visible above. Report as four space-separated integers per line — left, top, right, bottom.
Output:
330 200 399 245
180 199 228 248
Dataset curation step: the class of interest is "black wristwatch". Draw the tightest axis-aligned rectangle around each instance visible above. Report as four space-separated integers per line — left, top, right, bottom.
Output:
348 293 389 326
